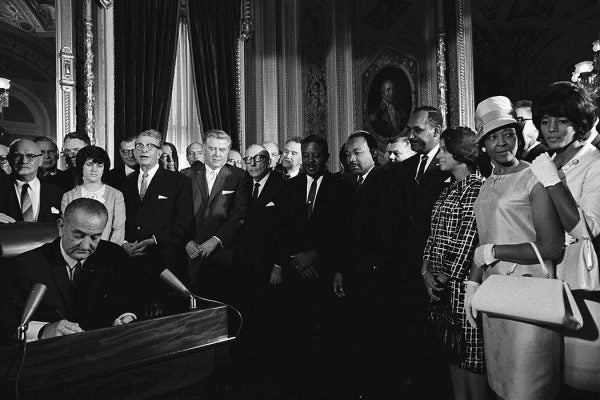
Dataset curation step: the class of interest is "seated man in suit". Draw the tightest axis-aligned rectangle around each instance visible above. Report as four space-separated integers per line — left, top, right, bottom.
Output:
0 198 136 344
50 131 91 192
0 139 63 224
105 135 138 192
185 130 250 302
273 134 353 397
122 129 193 305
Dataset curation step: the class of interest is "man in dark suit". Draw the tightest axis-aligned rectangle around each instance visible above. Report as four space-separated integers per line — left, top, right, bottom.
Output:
0 198 136 344
122 129 193 306
0 139 63 224
105 135 138 192
514 99 550 162
50 131 90 192
33 136 61 181
273 134 353 398
185 130 250 303
333 130 410 399
400 106 452 396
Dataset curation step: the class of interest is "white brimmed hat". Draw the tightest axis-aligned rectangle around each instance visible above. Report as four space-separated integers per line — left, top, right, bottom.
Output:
474 96 517 142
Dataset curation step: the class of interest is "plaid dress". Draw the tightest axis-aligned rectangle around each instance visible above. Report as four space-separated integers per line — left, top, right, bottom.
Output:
423 172 485 373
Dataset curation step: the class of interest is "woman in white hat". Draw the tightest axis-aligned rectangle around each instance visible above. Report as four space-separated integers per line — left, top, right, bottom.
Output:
464 96 563 400
531 81 600 394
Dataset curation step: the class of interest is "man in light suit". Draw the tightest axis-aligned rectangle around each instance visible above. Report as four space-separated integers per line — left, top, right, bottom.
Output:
185 129 250 302
0 198 136 344
122 129 193 305
0 139 63 224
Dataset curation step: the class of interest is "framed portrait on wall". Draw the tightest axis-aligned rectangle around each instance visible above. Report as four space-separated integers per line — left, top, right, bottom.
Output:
365 66 413 138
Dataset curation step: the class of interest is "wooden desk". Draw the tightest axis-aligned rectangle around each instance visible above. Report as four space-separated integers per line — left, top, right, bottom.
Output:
0 304 230 399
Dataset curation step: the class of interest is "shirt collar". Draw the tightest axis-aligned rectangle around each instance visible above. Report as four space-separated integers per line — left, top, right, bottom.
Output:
424 144 440 161
124 164 136 175
360 164 376 181
60 238 86 268
139 163 160 180
206 165 223 177
255 171 270 187
14 176 40 191
307 174 323 185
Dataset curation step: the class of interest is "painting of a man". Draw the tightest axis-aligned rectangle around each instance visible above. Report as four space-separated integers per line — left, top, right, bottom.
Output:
366 67 412 138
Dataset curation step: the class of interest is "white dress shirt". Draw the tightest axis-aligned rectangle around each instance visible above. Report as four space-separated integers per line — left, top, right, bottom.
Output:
415 144 440 181
137 164 160 194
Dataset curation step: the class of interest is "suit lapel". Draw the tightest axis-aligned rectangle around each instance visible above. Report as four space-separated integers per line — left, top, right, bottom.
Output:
256 173 276 207
8 176 23 220
208 166 230 206
142 168 163 203
38 181 52 221
45 239 73 317
127 171 142 207
192 165 209 215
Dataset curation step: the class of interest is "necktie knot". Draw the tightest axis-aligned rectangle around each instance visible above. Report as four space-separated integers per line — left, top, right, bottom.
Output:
357 175 364 185
252 182 260 202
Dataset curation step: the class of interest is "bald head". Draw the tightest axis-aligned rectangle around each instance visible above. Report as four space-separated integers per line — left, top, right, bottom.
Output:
9 139 42 181
186 142 204 166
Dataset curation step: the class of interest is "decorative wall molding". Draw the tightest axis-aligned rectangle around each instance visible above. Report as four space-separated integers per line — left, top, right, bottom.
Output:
97 0 113 9
56 0 76 148
435 0 448 126
422 0 437 109
453 0 474 127
96 2 115 157
84 0 96 144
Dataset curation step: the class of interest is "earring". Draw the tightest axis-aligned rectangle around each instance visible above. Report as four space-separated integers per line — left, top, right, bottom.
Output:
481 148 486 153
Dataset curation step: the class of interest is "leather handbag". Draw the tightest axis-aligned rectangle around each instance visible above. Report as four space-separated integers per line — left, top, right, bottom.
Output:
471 242 583 330
558 237 600 291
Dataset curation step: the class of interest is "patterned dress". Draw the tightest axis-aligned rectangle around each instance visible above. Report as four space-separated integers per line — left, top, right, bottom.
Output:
423 172 484 372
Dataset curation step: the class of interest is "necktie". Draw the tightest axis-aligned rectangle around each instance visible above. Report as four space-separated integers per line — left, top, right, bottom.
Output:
207 169 217 194
70 261 82 287
139 172 149 200
283 174 290 180
357 175 364 186
252 182 260 202
306 178 318 218
21 183 34 221
415 155 428 184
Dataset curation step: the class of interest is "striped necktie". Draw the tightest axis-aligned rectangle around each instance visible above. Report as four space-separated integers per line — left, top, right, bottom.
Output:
21 183 34 221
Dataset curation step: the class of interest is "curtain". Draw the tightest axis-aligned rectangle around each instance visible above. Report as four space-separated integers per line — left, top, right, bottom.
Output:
166 19 203 169
114 0 179 161
187 0 241 149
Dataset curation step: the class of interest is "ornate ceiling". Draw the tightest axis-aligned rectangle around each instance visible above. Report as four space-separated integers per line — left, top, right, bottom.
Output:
0 0 55 36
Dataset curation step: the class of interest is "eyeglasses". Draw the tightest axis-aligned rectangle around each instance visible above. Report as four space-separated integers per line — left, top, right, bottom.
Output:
119 149 135 156
40 150 58 157
134 143 161 152
0 156 6 164
243 154 268 164
8 153 42 163
516 117 532 124
62 148 81 156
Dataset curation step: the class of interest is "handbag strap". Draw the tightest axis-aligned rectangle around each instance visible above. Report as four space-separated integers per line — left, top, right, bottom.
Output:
529 242 551 278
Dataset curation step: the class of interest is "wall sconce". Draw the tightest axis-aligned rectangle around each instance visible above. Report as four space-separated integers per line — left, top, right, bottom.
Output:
0 78 10 113
572 40 600 94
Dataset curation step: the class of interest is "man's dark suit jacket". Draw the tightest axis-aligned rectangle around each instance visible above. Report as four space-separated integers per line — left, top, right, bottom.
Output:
237 171 284 281
0 175 63 222
399 150 451 263
186 163 250 288
123 167 193 276
49 167 78 192
522 142 550 163
0 238 132 343
106 165 137 193
275 171 353 278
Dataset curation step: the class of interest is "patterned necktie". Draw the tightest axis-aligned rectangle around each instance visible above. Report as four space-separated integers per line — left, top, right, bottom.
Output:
21 183 34 221
306 178 318 218
139 172 149 200
415 155 428 184
252 182 260 202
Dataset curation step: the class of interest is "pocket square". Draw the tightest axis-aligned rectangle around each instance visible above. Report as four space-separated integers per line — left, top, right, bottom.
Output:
444 177 452 183
222 190 235 195
266 202 275 207
158 195 168 199
51 207 60 214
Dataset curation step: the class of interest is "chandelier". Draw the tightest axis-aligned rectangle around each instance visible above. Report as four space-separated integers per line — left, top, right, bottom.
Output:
0 78 9 114
572 40 600 97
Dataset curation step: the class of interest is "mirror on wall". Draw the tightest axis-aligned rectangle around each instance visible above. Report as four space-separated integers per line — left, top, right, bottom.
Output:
0 0 57 144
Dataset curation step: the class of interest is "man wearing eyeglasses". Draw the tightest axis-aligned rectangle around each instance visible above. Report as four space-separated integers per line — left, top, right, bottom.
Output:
0 144 11 175
33 136 60 181
106 135 139 192
50 131 91 192
122 129 193 303
186 129 250 302
0 139 63 224
514 99 549 163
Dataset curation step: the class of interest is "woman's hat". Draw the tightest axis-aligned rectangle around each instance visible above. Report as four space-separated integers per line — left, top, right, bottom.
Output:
474 96 517 142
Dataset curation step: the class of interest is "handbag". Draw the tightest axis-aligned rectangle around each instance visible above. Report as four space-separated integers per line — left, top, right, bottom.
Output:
471 242 583 330
558 237 600 291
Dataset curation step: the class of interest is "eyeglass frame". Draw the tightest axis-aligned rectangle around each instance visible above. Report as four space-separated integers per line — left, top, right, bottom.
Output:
243 154 268 164
119 148 135 156
134 143 161 152
8 153 42 163
516 117 532 124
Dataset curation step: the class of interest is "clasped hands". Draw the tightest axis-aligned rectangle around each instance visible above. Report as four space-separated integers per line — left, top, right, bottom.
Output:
185 237 220 260
123 238 154 257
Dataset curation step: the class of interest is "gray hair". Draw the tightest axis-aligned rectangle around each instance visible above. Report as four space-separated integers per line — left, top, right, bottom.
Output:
204 130 232 148
63 198 108 223
137 129 163 146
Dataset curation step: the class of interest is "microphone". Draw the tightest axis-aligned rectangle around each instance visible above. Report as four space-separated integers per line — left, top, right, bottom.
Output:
17 283 47 341
159 269 197 310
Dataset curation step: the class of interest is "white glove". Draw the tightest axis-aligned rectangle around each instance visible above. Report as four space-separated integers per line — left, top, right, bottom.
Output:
530 153 561 187
473 244 496 268
464 280 480 328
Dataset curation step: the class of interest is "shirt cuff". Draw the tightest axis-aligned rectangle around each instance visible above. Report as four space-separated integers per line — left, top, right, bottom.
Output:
27 321 47 342
273 264 283 270
212 236 222 246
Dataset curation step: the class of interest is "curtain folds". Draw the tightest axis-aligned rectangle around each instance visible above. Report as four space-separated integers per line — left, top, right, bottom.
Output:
114 0 179 155
187 0 241 149
167 19 203 168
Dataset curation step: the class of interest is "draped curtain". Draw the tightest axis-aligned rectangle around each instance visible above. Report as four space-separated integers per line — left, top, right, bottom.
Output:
166 19 203 168
114 0 179 161
187 0 241 149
